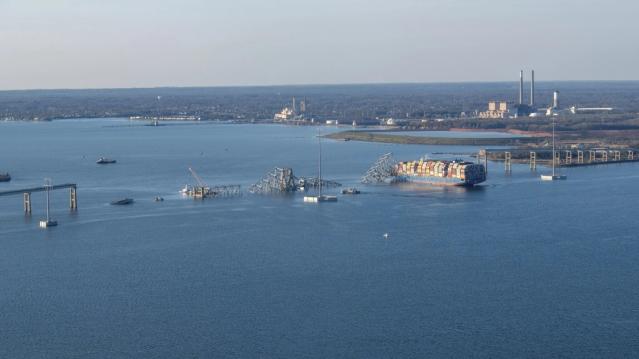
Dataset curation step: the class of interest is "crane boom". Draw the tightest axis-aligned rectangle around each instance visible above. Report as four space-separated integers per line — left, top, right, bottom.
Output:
188 167 206 187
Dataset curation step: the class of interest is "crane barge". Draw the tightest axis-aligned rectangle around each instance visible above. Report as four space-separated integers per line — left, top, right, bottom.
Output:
180 167 241 199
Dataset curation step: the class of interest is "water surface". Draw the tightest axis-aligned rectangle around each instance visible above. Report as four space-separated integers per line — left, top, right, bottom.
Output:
0 119 638 358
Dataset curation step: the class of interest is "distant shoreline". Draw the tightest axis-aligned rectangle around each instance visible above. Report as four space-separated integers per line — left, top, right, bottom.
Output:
324 130 541 146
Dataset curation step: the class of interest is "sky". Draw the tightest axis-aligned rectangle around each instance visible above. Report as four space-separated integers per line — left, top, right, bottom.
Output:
0 0 637 90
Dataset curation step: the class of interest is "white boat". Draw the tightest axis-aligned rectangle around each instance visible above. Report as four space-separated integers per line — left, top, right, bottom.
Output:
179 185 191 194
541 174 567 181
541 117 567 181
341 187 361 195
304 195 338 203
96 157 116 164
304 127 337 203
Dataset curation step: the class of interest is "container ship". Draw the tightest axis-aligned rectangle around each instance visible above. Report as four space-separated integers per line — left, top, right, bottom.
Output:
395 160 486 186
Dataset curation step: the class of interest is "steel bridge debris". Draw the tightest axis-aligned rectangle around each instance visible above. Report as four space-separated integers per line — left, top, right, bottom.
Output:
249 167 341 194
361 153 398 184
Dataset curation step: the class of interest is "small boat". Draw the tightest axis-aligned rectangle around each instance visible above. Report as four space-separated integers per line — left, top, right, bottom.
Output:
110 198 134 205
303 195 338 203
541 174 567 181
304 127 338 204
540 118 568 181
39 179 57 228
341 187 360 195
179 185 191 195
0 173 11 182
96 157 117 164
154 196 164 202
39 219 58 228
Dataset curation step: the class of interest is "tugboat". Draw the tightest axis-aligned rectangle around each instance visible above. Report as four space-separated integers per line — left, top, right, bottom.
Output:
96 157 117 164
110 198 134 205
341 187 361 195
179 184 191 195
304 128 338 203
541 117 567 181
39 179 58 228
0 172 11 182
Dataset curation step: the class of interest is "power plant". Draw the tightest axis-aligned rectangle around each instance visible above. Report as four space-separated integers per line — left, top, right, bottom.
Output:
513 70 535 117
479 70 578 118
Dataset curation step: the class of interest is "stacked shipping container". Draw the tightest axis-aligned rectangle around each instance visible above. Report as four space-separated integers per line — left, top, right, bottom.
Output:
395 160 486 186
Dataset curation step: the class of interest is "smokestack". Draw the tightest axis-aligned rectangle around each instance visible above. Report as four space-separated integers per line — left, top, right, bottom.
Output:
553 90 559 109
519 70 524 105
292 97 297 114
530 70 535 107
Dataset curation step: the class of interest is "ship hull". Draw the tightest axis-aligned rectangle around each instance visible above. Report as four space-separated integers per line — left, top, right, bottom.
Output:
396 175 480 186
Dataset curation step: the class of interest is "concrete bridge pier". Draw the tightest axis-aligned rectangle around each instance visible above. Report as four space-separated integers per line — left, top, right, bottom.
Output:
577 151 584 164
70 187 77 210
529 151 536 170
24 193 31 214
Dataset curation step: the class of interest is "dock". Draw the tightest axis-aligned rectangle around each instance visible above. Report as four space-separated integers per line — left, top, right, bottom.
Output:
480 148 638 172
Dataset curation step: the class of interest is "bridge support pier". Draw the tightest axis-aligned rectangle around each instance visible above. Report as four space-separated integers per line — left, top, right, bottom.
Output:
589 150 596 163
24 192 31 214
529 152 536 170
577 150 584 164
70 187 77 210
614 151 621 161
554 151 561 166
602 151 608 162
629 151 634 161
565 150 572 165
504 152 511 172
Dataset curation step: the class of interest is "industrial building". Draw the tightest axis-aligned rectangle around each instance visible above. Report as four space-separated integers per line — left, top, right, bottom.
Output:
479 70 537 119
479 101 509 119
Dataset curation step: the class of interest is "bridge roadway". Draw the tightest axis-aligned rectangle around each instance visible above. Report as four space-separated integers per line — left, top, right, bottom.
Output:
0 183 77 213
0 183 77 197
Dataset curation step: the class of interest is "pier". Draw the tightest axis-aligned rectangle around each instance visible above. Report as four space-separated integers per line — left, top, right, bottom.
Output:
0 183 77 213
483 148 639 171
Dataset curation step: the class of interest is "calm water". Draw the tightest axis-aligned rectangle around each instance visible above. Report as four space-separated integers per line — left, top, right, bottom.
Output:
1 119 638 358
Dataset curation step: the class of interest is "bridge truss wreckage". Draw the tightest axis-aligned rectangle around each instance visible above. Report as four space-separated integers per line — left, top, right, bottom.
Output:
361 153 398 184
249 167 341 194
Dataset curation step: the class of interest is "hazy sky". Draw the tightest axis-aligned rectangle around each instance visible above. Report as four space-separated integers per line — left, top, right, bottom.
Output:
1 0 637 90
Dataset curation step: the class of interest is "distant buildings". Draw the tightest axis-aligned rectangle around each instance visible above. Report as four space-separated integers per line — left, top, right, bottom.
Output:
479 101 509 119
274 107 296 121
479 70 538 118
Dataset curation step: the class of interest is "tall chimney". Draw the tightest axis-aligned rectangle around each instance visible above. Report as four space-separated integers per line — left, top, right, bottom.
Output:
519 70 524 105
530 70 535 107
553 91 559 109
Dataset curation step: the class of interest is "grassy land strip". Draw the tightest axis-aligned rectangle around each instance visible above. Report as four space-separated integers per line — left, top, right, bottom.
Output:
325 131 541 146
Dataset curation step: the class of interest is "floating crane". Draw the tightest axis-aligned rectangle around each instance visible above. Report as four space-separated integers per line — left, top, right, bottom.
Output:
188 167 207 187
184 167 241 198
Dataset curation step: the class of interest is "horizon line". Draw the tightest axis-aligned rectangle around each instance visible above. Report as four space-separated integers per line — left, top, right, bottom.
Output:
2 79 639 93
